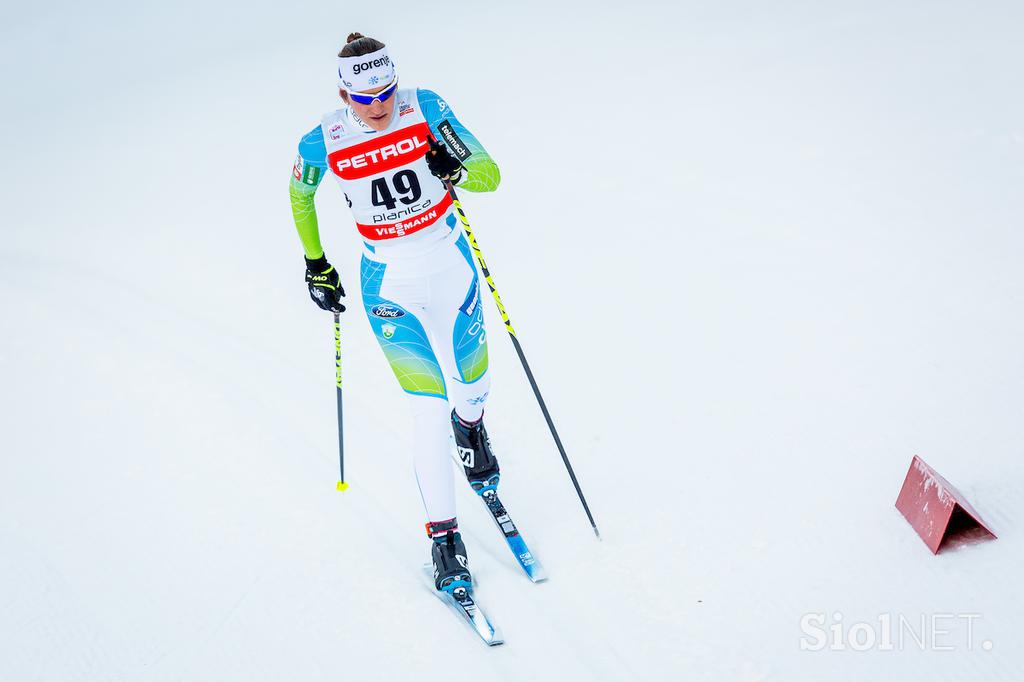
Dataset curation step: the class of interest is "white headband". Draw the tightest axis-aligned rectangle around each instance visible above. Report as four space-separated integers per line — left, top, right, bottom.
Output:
337 46 396 92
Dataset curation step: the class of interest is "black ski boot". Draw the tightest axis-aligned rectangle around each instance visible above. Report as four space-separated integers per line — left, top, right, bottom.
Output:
431 530 472 593
451 410 500 493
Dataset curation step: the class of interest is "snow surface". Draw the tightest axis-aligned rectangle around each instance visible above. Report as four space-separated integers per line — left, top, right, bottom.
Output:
2 1 1023 680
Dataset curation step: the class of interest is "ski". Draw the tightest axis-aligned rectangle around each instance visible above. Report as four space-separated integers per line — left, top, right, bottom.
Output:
421 565 503 646
475 487 549 583
447 433 548 582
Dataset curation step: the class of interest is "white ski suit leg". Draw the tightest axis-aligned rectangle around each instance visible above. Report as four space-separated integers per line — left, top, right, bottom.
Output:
360 228 490 526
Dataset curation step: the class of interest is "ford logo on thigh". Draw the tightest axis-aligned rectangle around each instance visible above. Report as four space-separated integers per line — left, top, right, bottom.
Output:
371 304 405 319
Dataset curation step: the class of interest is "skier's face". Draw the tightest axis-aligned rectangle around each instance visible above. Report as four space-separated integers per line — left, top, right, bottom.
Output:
341 83 397 131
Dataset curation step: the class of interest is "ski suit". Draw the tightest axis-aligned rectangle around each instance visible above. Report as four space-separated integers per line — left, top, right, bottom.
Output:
289 87 500 526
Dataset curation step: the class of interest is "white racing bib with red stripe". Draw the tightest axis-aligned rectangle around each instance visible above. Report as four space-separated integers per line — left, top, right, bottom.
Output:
321 90 451 243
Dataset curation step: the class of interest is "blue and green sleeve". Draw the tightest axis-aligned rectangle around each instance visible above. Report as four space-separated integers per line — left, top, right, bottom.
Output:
417 89 501 193
289 124 329 259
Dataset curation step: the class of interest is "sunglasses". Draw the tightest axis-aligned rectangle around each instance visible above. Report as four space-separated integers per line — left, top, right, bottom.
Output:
349 79 399 106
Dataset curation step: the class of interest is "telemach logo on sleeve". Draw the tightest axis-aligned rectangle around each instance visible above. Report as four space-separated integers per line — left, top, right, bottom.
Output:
438 120 471 161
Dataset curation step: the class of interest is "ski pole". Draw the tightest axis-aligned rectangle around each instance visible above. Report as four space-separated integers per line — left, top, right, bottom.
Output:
334 312 349 492
445 181 599 538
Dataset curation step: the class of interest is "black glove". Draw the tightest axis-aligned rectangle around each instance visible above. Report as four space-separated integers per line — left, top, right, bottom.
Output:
425 137 464 183
304 254 346 313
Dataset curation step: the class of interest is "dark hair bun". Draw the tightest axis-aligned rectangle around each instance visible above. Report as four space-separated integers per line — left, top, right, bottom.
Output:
338 33 384 58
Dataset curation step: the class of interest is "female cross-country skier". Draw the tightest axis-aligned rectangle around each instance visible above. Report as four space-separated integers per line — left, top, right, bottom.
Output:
289 33 502 593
